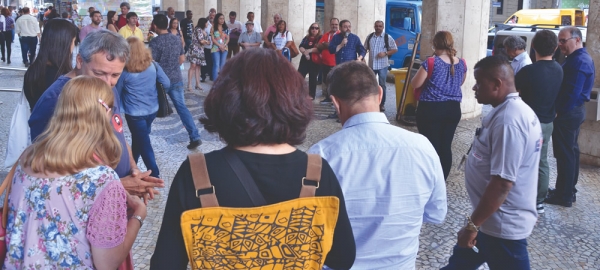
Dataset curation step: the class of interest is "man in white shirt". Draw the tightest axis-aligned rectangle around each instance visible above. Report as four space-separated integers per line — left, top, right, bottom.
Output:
226 11 243 59
309 61 447 270
242 11 262 34
503 35 532 74
81 6 95 27
442 56 541 270
15 7 40 66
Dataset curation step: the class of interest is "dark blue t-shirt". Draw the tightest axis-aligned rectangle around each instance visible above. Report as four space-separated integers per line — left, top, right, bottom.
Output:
28 75 131 177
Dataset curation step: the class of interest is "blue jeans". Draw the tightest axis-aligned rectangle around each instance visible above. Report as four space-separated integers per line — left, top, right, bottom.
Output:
212 50 227 80
442 232 530 270
552 104 586 202
373 68 388 105
125 113 159 177
20 36 37 63
166 81 201 142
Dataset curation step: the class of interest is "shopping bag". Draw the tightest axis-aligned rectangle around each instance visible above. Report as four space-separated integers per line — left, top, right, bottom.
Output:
4 91 31 168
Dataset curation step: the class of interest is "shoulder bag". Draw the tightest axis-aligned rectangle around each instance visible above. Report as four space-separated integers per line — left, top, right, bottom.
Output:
153 62 173 118
4 91 31 168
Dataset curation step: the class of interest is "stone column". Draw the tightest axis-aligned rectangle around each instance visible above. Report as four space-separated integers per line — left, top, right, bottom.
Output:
162 0 185 11
323 0 386 42
421 0 491 119
260 0 316 66
218 0 262 27
578 0 600 166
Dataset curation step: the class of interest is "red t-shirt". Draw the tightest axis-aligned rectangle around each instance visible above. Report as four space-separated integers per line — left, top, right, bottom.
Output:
318 31 340 67
116 14 139 29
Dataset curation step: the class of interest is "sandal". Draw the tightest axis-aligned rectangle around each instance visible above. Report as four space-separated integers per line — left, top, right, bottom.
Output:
195 85 203 91
186 85 192 91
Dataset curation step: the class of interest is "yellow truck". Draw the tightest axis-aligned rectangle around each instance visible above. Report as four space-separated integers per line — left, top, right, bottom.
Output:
504 9 586 26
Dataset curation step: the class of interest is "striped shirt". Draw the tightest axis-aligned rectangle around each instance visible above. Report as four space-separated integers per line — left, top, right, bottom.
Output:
365 33 397 70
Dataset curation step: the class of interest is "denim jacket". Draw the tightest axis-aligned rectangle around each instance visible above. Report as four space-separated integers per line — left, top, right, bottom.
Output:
116 62 171 116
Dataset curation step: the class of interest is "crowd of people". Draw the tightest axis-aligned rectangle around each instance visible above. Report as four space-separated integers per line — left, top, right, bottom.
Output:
0 2 596 270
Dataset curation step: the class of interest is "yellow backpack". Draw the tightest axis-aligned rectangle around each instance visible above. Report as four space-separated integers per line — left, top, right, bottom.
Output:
180 152 340 270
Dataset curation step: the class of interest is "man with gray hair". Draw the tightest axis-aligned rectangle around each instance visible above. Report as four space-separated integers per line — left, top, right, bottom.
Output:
502 35 531 74
29 30 165 202
545 26 596 207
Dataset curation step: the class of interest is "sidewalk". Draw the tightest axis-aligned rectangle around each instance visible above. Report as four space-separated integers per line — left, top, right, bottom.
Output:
0 58 598 269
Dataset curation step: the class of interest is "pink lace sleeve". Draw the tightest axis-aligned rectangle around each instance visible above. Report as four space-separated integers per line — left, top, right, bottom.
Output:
86 180 128 249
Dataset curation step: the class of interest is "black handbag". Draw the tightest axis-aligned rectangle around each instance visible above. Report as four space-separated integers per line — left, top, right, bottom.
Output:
153 62 173 118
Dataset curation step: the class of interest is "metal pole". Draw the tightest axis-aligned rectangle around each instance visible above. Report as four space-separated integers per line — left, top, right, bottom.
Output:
396 32 420 122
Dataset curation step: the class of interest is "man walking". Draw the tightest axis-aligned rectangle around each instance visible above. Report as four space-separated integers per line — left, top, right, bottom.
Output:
238 21 262 50
514 30 563 214
503 35 532 74
226 11 242 59
364 20 397 112
79 10 102 41
442 56 542 270
149 14 201 149
309 61 447 269
317 18 340 104
14 7 39 67
545 26 595 207
180 10 194 53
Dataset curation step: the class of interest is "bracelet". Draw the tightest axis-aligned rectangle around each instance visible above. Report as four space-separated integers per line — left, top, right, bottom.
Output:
130 215 143 227
465 215 479 232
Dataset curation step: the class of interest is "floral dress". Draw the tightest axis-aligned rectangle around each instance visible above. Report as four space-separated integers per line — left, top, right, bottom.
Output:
187 27 207 66
4 165 128 269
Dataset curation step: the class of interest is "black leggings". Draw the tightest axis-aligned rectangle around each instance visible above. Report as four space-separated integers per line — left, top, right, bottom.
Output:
0 31 12 61
298 59 320 98
416 101 461 180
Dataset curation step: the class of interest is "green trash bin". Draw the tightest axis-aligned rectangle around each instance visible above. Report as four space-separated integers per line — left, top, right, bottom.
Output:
390 67 419 117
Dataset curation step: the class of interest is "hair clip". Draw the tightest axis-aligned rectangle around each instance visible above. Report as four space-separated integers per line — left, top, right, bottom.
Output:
98 99 111 112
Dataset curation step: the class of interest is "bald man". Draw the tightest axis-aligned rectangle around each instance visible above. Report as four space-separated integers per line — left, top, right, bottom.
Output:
442 56 542 270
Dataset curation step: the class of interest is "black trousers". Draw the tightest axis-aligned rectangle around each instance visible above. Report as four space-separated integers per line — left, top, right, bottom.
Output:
552 104 585 202
201 47 213 80
298 59 320 98
0 31 13 61
416 101 461 180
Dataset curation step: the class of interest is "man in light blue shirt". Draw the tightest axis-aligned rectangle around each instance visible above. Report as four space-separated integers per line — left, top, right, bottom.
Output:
503 35 532 75
308 61 447 270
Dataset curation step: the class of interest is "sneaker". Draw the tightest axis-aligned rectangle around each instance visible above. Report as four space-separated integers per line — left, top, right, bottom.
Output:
187 139 202 149
536 203 545 214
320 97 332 104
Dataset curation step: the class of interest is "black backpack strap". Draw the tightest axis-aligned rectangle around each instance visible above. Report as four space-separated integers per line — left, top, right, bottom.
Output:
299 154 322 198
365 32 374 51
223 148 267 206
188 153 219 208
384 33 389 51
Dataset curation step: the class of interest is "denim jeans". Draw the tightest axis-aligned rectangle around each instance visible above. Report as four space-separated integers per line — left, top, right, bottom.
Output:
125 113 159 177
416 101 461 179
20 36 37 63
373 68 388 105
552 104 586 202
442 232 530 270
212 50 227 80
537 122 554 204
166 81 201 142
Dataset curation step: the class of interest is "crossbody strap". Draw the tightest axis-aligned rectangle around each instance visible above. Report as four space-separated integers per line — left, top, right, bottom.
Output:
1 162 17 228
299 154 322 198
188 153 219 207
223 148 267 206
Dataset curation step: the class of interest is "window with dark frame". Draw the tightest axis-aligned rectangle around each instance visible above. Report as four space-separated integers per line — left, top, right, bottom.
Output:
496 0 504 15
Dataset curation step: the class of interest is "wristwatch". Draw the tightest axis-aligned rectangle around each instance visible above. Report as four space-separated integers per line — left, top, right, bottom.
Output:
130 215 144 227
465 215 479 232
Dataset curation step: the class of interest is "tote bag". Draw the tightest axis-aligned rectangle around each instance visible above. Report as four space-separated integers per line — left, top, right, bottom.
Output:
4 91 31 168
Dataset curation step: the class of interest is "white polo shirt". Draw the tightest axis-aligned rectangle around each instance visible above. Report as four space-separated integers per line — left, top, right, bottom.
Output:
465 93 541 240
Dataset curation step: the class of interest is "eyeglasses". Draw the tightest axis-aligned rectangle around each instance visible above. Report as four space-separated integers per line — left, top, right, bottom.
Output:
310 26 319 30
98 99 111 113
558 37 576 44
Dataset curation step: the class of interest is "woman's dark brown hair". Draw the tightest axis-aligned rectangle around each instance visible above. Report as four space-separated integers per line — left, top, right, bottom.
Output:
200 49 313 147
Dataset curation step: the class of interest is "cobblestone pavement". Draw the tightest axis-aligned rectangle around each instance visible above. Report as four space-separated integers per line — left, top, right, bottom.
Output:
1 51 600 269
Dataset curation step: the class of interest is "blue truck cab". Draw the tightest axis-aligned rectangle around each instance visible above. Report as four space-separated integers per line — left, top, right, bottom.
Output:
386 0 422 68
